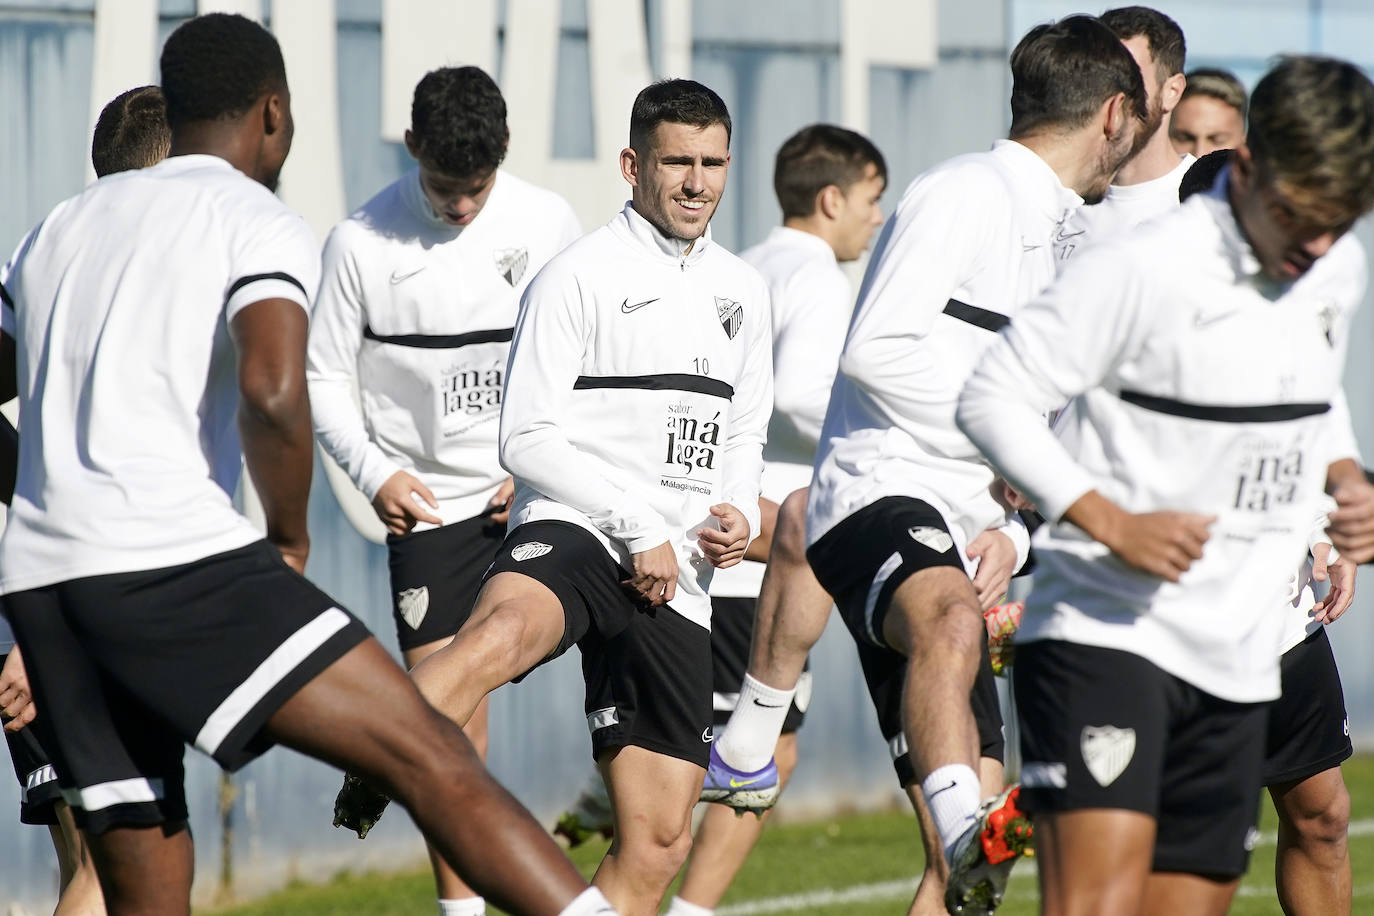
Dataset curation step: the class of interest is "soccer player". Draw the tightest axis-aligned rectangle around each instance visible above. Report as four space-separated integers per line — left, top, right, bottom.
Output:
958 54 1374 916
0 14 613 916
1178 148 1366 916
801 17 1147 915
309 65 580 916
1053 7 1188 264
660 123 886 916
1169 68 1246 159
381 78 772 916
0 83 174 916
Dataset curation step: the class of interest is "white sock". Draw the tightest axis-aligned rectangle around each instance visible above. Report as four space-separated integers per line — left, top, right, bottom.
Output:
714 674 795 772
557 887 617 916
921 763 982 860
437 897 485 916
666 896 714 916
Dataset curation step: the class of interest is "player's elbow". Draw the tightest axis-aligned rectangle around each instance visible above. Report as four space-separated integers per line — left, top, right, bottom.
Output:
240 369 309 430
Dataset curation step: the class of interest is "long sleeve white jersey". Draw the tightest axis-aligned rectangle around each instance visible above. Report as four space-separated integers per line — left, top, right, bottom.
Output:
957 171 1366 703
0 156 318 592
1052 155 1194 264
307 169 581 526
807 139 1082 570
1051 156 1362 658
500 203 773 631
712 226 852 598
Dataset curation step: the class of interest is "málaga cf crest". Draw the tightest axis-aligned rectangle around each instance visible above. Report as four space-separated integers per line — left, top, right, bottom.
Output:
715 297 743 340
494 247 529 287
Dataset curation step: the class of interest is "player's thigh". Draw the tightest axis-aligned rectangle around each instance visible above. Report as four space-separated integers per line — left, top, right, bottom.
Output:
599 744 702 848
1036 809 1156 916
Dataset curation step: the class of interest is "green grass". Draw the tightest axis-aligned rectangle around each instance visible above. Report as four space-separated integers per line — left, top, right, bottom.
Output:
206 755 1374 915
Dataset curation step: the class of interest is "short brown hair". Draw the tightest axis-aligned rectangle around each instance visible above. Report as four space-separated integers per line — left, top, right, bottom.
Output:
1008 15 1147 138
1100 6 1186 79
773 124 886 219
1181 68 1247 118
1247 56 1374 228
91 86 170 177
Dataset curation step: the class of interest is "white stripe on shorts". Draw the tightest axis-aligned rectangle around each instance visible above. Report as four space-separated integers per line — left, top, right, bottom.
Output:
587 706 620 733
22 764 57 802
194 606 350 756
63 777 164 812
863 552 904 645
713 690 740 712
888 732 908 761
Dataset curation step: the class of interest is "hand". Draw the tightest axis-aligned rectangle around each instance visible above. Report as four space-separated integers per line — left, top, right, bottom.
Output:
623 541 678 607
0 645 36 733
1103 510 1214 582
1327 478 1374 564
1311 543 1356 624
372 470 443 536
697 503 750 569
995 479 1035 513
967 530 1016 611
485 477 516 525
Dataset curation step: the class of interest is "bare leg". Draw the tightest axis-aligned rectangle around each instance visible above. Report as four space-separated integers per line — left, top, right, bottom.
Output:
1035 809 1154 916
746 489 831 689
50 803 106 916
593 746 703 916
1141 873 1239 916
905 784 950 916
881 568 983 788
84 822 193 916
978 757 1004 798
676 732 799 908
1270 767 1352 916
268 636 588 916
408 573 567 727
403 636 494 907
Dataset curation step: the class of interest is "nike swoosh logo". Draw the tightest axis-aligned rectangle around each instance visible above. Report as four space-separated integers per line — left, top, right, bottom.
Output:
389 267 425 285
927 780 958 797
621 297 661 313
729 775 764 788
752 698 786 708
1193 310 1238 328
1055 229 1085 243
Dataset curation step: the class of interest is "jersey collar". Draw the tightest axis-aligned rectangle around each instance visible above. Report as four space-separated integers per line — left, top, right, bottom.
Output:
611 202 713 266
991 138 1084 224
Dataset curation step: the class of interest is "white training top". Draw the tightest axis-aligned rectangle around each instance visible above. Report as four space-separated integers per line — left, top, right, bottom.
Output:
1051 153 1361 657
0 155 318 593
712 226 852 598
1052 155 1194 264
308 169 581 528
500 203 773 631
807 139 1082 571
957 171 1366 703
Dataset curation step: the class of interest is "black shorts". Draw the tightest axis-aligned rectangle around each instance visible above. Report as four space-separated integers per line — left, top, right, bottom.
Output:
3 651 62 826
387 512 506 652
485 521 712 767
1264 627 1352 786
808 497 1003 785
709 596 809 734
807 496 966 650
1015 640 1265 878
3 542 369 834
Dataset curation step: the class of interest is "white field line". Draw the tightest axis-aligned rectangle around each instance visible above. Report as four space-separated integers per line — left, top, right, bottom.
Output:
715 818 1374 916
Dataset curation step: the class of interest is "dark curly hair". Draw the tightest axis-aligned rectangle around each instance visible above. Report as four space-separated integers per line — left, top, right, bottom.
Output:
91 86 170 177
409 67 509 179
160 13 286 129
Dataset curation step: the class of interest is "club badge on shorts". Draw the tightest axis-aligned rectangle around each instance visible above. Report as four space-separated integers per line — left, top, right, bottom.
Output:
1081 725 1135 787
510 541 553 562
397 586 430 630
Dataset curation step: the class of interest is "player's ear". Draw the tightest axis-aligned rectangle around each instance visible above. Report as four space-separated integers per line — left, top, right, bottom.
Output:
620 146 640 187
1229 143 1254 191
1102 91 1129 141
262 90 285 137
817 185 843 220
1161 72 1186 114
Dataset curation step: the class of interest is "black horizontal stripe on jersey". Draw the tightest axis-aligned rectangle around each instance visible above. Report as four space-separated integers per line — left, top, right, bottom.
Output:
942 299 1010 332
1119 390 1330 423
362 326 514 349
573 373 735 400
225 271 308 303
0 282 12 310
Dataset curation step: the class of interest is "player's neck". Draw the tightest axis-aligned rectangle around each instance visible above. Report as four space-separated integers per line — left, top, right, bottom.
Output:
782 215 841 260
168 120 267 186
1113 120 1181 187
